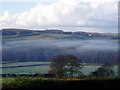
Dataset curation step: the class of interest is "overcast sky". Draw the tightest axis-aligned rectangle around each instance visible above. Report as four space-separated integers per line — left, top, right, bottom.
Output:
0 0 119 33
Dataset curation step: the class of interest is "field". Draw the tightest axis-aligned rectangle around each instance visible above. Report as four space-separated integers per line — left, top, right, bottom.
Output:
1 62 118 75
3 33 86 42
0 61 119 89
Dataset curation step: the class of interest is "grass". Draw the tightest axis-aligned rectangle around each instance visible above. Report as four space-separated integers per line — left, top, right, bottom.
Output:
2 62 50 67
2 66 50 74
1 62 51 74
1 62 118 75
2 76 120 89
3 33 85 41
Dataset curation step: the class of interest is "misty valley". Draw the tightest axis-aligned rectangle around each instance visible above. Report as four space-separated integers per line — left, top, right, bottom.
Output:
2 39 118 64
1 29 119 75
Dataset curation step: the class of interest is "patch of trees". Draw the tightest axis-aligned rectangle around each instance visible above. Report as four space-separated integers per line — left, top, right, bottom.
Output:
2 29 40 37
90 63 115 77
49 54 84 78
49 54 115 78
77 50 118 65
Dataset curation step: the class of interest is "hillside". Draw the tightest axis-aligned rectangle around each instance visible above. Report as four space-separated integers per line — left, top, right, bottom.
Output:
1 28 118 41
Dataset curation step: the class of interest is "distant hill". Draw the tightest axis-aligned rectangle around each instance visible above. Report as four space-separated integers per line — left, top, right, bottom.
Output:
1 28 119 40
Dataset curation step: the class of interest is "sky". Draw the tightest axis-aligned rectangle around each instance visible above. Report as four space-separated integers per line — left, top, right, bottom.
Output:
0 0 119 33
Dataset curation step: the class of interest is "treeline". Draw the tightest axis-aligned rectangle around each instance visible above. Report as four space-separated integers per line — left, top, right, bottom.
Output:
2 47 118 64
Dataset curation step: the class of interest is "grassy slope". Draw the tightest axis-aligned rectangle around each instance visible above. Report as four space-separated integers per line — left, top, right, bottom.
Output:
3 33 87 41
1 62 50 74
2 62 50 67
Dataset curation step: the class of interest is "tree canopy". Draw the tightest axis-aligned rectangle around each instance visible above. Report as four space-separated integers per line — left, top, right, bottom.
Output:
90 63 115 77
49 54 83 78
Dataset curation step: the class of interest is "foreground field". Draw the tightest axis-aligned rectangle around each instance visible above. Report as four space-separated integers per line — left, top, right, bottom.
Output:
2 77 120 89
1 62 118 75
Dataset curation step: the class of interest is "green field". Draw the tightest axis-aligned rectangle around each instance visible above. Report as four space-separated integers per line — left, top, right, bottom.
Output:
2 62 50 67
1 62 118 75
1 62 50 74
3 33 86 41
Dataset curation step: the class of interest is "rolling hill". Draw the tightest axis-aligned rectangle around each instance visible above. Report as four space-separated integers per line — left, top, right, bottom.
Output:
1 28 118 41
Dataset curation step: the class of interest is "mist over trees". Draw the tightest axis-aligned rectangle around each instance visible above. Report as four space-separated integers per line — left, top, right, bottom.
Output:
2 39 118 64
